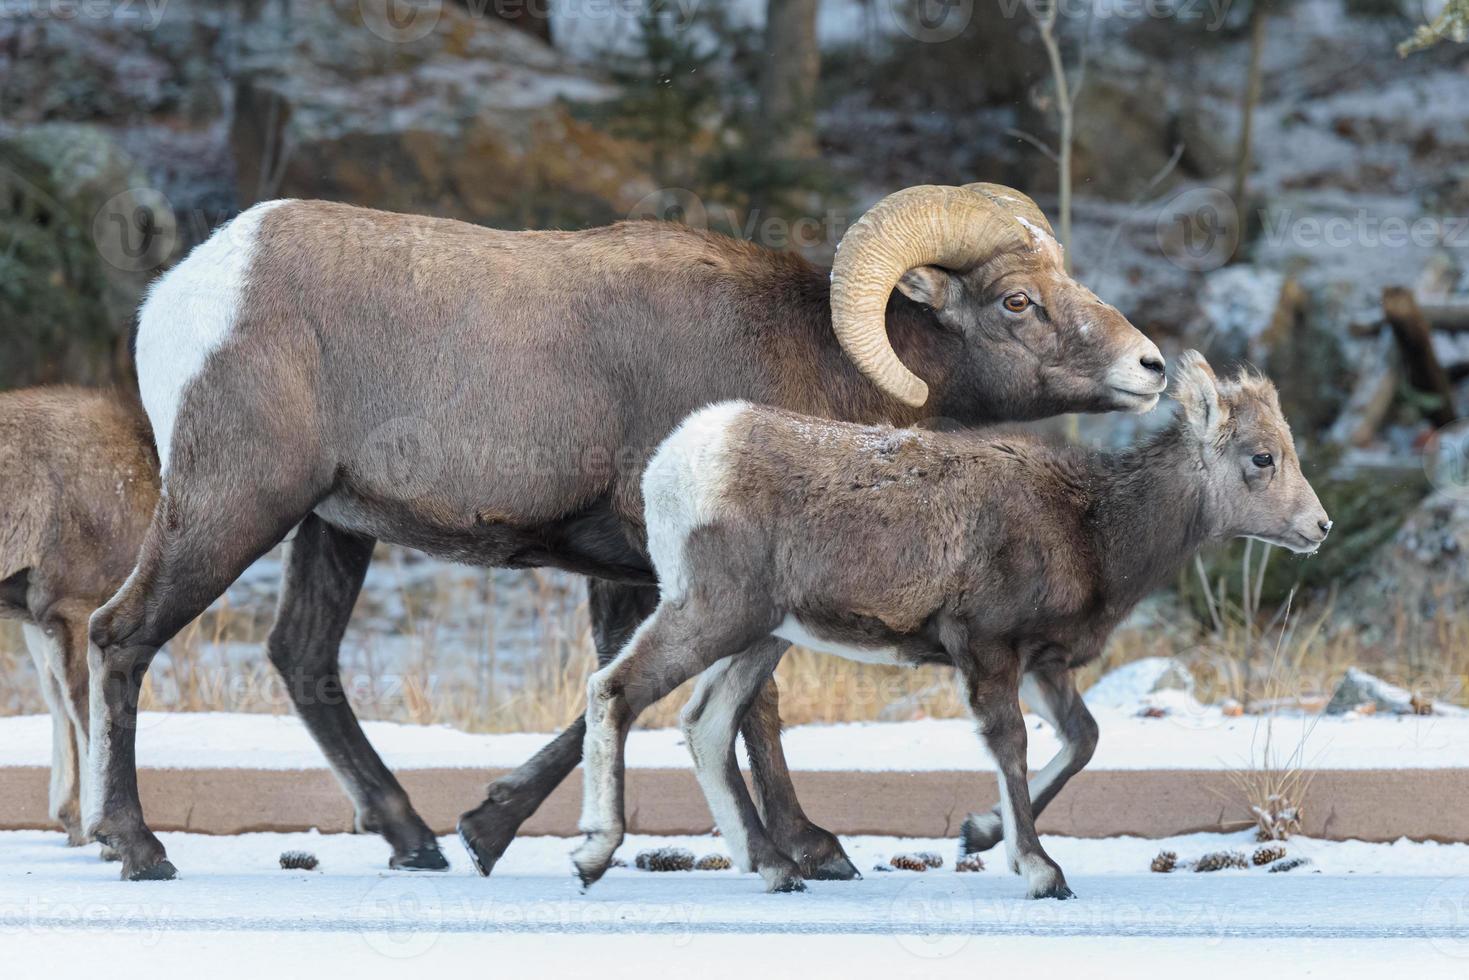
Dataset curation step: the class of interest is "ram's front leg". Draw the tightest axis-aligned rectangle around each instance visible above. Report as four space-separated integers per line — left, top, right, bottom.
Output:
958 653 1073 900
961 665 1098 856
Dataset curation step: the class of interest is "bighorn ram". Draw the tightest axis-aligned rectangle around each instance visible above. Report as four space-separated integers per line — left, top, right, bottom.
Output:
572 353 1330 896
90 183 1167 880
0 387 158 848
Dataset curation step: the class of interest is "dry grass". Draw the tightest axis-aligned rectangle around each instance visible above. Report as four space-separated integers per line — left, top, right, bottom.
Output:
2 547 1466 734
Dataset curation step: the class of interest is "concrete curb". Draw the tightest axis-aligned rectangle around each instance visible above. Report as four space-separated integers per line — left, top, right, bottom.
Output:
3 766 1466 842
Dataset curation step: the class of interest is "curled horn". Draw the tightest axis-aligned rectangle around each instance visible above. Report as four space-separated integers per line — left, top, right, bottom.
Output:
829 184 1037 407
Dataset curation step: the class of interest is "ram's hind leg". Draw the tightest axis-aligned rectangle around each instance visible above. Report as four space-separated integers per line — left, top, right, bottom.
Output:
459 580 658 876
269 515 446 870
741 669 859 881
573 599 772 888
960 666 1097 857
684 642 805 893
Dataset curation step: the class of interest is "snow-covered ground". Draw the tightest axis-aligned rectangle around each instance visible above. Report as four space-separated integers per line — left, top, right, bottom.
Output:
3 704 1465 772
5 829 1469 976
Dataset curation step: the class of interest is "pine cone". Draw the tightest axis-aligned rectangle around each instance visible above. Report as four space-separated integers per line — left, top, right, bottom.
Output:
1193 850 1248 872
635 847 695 872
1150 850 1179 873
917 851 944 868
890 853 930 872
279 850 319 871
955 854 985 873
1252 845 1287 866
1268 856 1312 873
694 853 732 871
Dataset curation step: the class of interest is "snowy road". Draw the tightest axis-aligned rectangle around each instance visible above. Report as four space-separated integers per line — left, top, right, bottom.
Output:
5 829 1469 938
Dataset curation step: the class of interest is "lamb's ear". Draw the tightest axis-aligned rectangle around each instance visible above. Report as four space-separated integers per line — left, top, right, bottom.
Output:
1170 350 1226 443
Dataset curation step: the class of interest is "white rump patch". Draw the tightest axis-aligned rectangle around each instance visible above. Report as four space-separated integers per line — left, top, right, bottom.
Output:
135 200 292 475
642 400 748 602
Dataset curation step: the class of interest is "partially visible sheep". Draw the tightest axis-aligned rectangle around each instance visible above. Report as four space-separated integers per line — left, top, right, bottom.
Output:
573 352 1331 898
0 387 158 845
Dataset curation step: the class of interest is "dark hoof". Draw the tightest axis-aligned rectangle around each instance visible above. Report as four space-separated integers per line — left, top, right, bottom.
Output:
457 803 521 878
778 825 860 882
126 859 178 882
1030 881 1076 901
959 812 1002 856
390 843 449 872
763 867 808 893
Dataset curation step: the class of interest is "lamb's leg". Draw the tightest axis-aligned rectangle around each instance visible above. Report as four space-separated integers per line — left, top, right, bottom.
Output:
573 601 768 888
960 666 1097 856
741 668 860 881
957 653 1073 900
268 515 446 871
22 623 84 845
682 647 805 893
459 580 658 876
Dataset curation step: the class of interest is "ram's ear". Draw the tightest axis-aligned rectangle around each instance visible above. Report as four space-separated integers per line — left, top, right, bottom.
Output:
896 266 951 310
1170 349 1226 443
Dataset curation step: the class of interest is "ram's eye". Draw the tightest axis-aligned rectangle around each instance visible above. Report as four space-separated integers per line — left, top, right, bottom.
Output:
1003 293 1031 313
1252 453 1274 468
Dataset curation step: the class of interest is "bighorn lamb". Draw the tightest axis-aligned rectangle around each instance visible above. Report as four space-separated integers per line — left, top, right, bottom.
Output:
89 183 1167 880
0 387 158 847
573 352 1330 897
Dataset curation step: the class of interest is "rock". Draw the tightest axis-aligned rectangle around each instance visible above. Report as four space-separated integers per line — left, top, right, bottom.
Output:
1083 657 1198 716
1325 667 1458 716
229 0 654 227
0 123 175 387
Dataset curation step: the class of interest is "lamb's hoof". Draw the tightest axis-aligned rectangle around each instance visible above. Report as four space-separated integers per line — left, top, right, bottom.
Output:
62 817 88 847
778 825 860 881
126 858 178 882
571 833 618 890
959 812 1003 855
457 798 525 878
389 843 449 871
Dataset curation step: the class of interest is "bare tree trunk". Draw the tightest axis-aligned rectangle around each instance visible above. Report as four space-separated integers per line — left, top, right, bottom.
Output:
760 0 821 163
1232 1 1267 216
1384 286 1459 429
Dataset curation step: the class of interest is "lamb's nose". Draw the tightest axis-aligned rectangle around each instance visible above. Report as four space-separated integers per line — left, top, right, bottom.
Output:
1140 354 1165 377
1319 519 1333 535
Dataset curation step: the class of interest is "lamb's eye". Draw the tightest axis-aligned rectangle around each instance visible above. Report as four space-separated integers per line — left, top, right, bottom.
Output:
1003 293 1031 313
1252 453 1274 468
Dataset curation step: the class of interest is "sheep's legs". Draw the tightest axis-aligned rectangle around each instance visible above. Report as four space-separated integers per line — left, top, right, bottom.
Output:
960 666 1098 856
460 582 856 882
957 654 1073 900
268 515 446 871
23 623 85 845
87 439 321 880
459 580 659 876
681 645 805 892
573 602 768 888
740 665 859 881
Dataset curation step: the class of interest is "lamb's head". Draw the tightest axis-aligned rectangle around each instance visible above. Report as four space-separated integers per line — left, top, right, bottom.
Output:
829 182 1166 416
1171 350 1332 554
